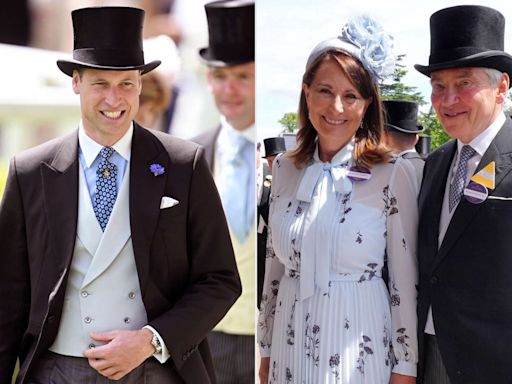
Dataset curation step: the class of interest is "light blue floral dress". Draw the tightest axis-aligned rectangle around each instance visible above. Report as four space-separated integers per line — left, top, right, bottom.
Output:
258 141 419 383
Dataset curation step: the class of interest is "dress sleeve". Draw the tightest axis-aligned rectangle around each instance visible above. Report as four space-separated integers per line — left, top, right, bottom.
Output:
385 158 419 377
257 156 285 358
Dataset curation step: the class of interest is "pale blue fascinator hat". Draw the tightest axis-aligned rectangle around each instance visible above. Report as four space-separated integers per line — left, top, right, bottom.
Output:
306 15 395 83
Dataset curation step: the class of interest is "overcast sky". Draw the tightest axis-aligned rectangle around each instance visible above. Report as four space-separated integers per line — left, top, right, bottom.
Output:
256 0 512 142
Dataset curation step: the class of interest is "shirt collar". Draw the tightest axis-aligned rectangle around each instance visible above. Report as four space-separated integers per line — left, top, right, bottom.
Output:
397 148 417 157
459 112 506 157
78 121 133 167
219 115 255 144
312 138 354 166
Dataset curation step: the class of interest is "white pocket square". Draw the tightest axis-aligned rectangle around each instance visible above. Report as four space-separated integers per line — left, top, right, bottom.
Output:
487 196 512 201
160 196 179 209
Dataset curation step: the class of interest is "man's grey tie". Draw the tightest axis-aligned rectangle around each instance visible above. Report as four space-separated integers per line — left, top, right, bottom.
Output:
448 145 475 212
93 147 118 231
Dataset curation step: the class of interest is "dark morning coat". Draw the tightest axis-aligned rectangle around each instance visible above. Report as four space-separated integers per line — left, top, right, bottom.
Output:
0 123 241 384
417 115 512 383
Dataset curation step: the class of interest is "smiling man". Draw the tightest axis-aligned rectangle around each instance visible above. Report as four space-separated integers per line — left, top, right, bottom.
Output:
414 5 512 384
192 1 255 383
0 6 240 384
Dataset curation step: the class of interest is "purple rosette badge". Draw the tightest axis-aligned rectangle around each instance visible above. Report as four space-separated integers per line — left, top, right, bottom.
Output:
464 181 488 204
150 163 165 176
347 165 371 183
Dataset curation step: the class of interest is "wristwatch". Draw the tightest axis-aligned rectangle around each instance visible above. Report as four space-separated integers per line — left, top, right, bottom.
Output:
150 332 162 354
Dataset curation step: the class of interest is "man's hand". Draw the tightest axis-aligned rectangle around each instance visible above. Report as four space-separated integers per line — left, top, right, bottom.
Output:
83 328 155 380
390 373 416 384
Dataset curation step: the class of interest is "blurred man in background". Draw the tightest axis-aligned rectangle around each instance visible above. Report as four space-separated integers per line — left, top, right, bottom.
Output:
193 1 255 383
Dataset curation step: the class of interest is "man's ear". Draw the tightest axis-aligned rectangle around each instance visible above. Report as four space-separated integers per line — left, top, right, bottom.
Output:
496 72 510 104
71 71 81 95
137 71 143 95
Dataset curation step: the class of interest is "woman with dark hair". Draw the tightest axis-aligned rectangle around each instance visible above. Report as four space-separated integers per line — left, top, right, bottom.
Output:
258 16 418 384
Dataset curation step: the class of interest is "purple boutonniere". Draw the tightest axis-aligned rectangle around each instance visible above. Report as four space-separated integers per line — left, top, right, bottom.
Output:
150 163 165 176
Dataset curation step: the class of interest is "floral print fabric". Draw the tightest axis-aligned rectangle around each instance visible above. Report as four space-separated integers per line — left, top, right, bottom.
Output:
258 144 418 383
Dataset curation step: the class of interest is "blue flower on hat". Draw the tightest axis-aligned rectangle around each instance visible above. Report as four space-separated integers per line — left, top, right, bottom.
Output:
149 163 165 176
339 15 395 81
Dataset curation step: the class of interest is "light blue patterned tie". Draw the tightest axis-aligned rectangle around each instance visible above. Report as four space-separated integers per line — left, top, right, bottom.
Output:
448 145 475 212
93 147 118 231
221 137 252 242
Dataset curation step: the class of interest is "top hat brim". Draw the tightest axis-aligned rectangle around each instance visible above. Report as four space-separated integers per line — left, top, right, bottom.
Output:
57 59 161 77
385 123 424 134
262 151 285 159
414 50 512 85
198 47 253 67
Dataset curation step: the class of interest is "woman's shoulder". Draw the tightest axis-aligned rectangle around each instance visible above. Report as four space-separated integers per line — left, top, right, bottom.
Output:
368 156 415 184
271 152 303 190
273 152 300 174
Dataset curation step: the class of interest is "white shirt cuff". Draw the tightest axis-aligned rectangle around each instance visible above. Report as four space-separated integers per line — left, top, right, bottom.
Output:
143 325 170 363
259 345 271 358
392 360 417 377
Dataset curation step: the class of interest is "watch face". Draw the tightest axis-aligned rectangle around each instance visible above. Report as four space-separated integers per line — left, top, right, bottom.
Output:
151 334 162 352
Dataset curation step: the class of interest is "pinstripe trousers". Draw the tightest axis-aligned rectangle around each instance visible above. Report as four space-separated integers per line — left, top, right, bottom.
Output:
26 351 184 384
208 331 255 384
423 334 451 384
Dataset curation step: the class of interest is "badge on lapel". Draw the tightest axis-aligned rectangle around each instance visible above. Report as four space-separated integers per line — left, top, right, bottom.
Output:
464 161 495 204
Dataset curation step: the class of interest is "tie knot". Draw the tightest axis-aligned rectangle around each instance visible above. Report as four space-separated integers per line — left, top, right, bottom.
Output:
99 147 115 162
459 145 475 162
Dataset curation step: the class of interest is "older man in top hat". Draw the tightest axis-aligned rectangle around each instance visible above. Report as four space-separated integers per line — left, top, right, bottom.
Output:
414 5 512 384
192 1 255 383
383 99 425 188
0 6 240 384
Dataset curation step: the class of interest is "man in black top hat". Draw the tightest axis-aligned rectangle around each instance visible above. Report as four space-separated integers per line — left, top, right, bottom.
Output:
262 137 286 174
383 100 425 188
414 5 512 384
192 1 255 383
257 137 286 309
0 6 240 384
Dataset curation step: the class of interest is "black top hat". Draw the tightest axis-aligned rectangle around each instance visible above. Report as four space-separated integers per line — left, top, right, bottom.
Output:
414 5 512 81
415 135 432 158
384 100 423 134
57 7 161 77
199 0 254 67
263 137 286 158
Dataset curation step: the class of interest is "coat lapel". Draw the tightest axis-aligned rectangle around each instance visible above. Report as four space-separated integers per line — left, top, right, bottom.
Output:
76 161 102 257
81 169 132 287
435 120 512 268
193 126 220 171
418 140 456 262
130 124 169 290
41 132 80 276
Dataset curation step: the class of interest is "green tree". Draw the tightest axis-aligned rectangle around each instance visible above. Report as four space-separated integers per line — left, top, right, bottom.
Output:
380 54 426 104
418 108 450 149
381 53 450 150
278 111 298 133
